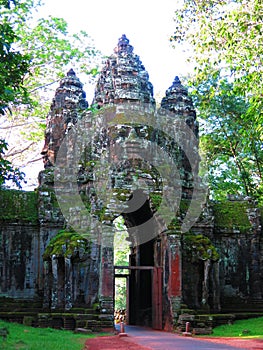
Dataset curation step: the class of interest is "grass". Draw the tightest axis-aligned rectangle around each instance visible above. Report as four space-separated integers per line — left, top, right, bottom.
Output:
1 316 263 348
0 320 100 350
210 316 263 338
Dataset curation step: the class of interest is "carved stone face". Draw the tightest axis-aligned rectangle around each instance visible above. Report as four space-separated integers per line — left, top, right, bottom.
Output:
41 69 88 168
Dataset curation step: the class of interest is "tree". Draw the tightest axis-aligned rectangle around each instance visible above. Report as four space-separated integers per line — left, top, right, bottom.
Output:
0 139 25 188
171 0 263 201
0 0 31 187
171 0 262 107
0 0 100 188
0 0 30 114
193 76 263 201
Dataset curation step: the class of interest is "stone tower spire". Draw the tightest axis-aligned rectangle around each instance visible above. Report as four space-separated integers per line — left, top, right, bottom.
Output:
93 34 155 107
160 76 198 137
41 69 88 168
159 76 199 198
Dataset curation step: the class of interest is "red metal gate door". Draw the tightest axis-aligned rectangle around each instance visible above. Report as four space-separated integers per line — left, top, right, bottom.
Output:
152 267 162 330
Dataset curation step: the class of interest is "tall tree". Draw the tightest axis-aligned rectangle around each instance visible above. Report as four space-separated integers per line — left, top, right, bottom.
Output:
0 0 30 114
0 0 31 187
0 0 100 188
171 0 263 201
193 76 263 201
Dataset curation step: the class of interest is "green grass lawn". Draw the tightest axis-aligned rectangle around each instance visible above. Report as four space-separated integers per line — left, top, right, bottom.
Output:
0 320 98 350
210 316 263 338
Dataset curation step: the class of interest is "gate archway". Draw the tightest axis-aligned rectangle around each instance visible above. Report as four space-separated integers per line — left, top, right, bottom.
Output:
114 265 162 330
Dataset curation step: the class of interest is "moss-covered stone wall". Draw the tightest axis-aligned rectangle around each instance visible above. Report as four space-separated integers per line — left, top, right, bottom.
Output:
0 189 38 224
180 200 263 313
0 189 40 299
212 201 253 234
212 201 263 312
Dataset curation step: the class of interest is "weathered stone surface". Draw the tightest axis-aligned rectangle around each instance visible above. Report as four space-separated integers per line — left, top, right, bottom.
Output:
0 222 39 298
93 34 155 107
160 76 197 126
41 69 88 168
158 76 200 199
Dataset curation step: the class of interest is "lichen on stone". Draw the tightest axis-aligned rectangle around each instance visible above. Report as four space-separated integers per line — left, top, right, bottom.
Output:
43 229 90 260
167 199 191 231
149 192 162 209
183 233 219 262
0 189 38 223
212 201 252 233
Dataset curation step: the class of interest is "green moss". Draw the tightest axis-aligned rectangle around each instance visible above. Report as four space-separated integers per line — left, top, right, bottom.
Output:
80 192 91 210
43 229 90 260
92 303 100 311
183 233 220 262
167 217 180 231
179 199 191 214
149 192 162 209
39 168 54 184
112 189 131 202
44 188 60 208
0 189 38 223
167 199 191 231
212 201 252 233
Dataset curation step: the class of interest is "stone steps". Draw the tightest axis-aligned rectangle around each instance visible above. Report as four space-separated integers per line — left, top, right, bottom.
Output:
0 311 113 331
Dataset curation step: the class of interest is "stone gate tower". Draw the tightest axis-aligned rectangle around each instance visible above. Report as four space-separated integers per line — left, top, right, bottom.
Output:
2 34 261 332
38 34 206 330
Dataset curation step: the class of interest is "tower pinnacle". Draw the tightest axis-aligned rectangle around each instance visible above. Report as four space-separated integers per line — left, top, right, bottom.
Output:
93 35 155 107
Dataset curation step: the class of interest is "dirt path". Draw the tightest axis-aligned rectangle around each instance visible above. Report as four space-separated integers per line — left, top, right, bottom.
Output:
84 335 263 350
84 335 150 350
196 337 263 349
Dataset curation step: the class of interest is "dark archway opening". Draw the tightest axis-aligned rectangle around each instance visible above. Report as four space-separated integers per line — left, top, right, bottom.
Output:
128 241 155 327
120 189 156 327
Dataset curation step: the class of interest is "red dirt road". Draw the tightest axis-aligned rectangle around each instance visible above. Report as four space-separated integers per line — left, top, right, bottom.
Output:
195 337 263 349
84 335 150 350
84 335 263 350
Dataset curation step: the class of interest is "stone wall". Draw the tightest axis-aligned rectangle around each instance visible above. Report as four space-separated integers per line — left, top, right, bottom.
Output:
180 200 263 314
212 201 263 311
0 190 40 299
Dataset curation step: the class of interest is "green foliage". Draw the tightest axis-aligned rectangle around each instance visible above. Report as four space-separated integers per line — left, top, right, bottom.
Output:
167 199 191 231
212 200 252 233
192 77 263 201
0 319 93 350
18 15 98 94
183 233 219 262
43 229 90 260
0 0 31 188
171 0 263 202
0 188 38 223
113 188 131 202
0 0 100 188
172 0 263 109
0 139 25 188
211 316 263 337
0 0 30 114
149 192 162 209
114 216 130 310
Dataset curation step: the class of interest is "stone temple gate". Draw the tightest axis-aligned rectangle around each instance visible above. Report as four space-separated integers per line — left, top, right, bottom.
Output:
0 35 263 332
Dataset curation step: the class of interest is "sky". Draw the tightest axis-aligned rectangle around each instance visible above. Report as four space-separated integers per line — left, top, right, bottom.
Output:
18 0 194 190
40 0 193 101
